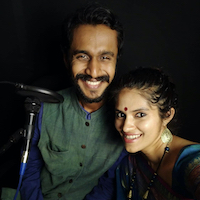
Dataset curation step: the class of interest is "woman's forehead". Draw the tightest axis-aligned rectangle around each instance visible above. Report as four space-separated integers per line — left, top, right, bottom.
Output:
116 87 158 111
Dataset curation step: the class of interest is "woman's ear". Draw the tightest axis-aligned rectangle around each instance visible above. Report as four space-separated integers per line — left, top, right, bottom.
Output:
163 107 175 126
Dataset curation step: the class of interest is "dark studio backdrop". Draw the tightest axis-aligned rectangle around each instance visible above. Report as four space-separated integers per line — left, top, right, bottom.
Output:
0 0 200 189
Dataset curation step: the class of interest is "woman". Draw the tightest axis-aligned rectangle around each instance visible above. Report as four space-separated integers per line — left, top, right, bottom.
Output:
113 67 200 199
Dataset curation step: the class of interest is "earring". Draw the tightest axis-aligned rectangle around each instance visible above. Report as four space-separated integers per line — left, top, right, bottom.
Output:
161 128 173 144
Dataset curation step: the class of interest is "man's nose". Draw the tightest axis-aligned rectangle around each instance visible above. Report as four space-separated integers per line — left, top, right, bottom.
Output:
85 58 101 78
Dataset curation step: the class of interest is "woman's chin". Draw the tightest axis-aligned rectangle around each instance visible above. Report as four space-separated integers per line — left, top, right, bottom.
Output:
125 144 138 153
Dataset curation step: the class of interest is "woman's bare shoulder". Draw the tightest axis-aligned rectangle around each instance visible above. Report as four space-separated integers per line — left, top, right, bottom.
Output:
168 135 199 163
172 135 199 148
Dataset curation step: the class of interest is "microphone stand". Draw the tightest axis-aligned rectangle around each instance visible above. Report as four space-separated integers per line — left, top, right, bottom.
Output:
0 98 41 158
13 97 41 200
20 97 41 174
0 82 64 156
0 81 64 200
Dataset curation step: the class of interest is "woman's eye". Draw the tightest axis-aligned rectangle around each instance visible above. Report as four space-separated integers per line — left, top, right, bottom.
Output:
116 112 125 118
136 113 146 118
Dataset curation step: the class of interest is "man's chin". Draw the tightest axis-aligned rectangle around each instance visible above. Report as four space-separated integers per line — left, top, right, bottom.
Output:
75 86 106 103
79 93 104 103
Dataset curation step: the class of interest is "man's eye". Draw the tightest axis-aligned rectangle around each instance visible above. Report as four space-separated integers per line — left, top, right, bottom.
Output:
101 56 110 60
136 113 146 118
76 54 89 60
116 112 125 118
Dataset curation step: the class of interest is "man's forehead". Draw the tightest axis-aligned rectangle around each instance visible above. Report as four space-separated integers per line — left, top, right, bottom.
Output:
71 24 118 44
70 25 118 57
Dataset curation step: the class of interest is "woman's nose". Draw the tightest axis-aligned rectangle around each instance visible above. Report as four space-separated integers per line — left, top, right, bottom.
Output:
122 117 135 133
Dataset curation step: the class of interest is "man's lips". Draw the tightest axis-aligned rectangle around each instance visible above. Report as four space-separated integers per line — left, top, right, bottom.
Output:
85 80 102 89
86 80 101 86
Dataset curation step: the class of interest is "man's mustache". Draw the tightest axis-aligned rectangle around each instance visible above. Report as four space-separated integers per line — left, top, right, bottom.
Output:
75 74 110 83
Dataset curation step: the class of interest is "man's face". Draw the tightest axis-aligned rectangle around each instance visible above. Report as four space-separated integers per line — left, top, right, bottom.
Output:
69 24 118 103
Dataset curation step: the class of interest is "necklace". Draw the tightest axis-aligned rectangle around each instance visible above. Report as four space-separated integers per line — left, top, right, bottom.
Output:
127 145 170 200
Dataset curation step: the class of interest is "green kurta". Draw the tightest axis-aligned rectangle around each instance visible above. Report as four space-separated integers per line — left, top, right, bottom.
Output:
38 87 124 200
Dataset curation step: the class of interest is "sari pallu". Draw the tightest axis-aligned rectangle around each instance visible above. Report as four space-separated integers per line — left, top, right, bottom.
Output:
116 144 200 200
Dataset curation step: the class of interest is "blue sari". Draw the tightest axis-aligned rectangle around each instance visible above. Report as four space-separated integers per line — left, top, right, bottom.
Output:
116 144 200 200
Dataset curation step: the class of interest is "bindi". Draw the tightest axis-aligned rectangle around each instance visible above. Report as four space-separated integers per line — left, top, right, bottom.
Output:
124 107 128 111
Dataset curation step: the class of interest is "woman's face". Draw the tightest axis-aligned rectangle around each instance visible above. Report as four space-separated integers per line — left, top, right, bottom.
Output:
115 88 167 154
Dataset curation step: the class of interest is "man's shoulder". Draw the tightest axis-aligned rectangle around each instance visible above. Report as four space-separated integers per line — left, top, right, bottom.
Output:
43 87 76 111
57 87 75 98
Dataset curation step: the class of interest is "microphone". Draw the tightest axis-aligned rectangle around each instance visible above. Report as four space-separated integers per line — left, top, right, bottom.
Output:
0 81 64 103
15 83 64 103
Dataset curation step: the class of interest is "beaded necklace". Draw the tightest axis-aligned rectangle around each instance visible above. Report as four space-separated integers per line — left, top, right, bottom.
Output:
127 145 170 200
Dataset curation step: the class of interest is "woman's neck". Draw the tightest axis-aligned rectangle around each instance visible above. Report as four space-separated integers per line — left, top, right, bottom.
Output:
142 141 170 171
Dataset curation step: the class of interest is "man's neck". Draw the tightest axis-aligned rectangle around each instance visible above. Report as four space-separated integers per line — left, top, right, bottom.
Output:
79 99 105 113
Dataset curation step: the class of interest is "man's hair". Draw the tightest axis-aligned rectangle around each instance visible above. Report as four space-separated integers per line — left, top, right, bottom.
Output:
61 2 124 60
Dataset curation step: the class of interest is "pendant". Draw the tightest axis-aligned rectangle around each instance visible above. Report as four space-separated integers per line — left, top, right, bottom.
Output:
143 189 149 199
127 189 132 199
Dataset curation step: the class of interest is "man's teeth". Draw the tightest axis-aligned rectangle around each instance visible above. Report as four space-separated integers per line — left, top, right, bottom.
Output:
86 80 101 85
124 134 141 139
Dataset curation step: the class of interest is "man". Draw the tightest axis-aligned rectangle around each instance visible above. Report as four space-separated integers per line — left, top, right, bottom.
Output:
20 3 127 200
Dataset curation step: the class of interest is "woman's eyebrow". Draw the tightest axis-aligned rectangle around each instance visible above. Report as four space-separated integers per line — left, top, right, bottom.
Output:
132 108 149 112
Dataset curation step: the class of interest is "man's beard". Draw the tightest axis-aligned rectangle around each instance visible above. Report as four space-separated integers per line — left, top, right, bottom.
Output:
73 74 110 103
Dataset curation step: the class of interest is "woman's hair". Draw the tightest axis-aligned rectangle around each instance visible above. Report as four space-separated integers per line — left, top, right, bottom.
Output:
61 2 123 60
113 67 178 119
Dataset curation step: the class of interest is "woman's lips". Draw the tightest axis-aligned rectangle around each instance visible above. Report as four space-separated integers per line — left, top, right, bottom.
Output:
122 133 142 143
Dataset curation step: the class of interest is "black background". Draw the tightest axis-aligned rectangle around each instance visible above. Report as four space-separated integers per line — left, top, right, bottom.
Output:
0 0 200 189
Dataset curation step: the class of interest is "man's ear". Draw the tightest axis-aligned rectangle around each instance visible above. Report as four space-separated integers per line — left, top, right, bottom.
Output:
163 107 175 126
63 54 70 70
